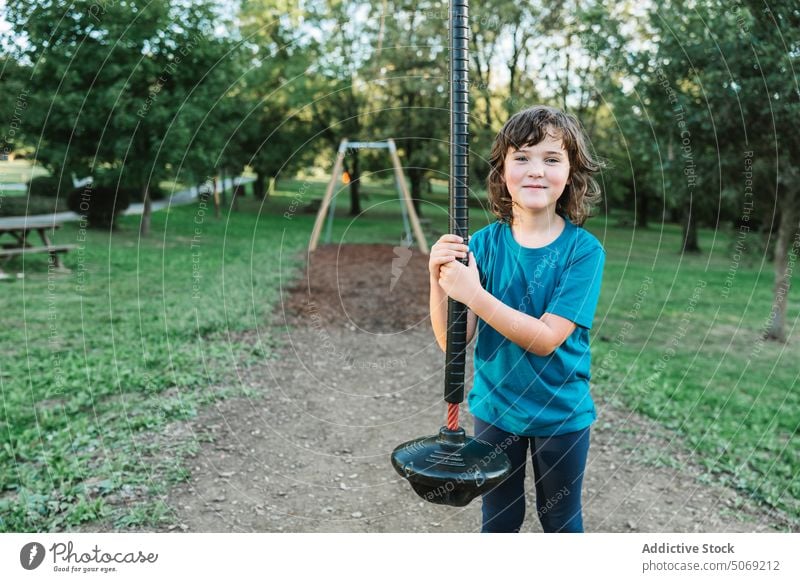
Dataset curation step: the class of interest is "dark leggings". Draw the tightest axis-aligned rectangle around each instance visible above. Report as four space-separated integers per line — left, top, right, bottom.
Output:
474 417 591 533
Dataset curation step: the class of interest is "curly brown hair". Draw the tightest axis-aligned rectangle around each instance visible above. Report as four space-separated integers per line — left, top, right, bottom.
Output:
487 105 603 226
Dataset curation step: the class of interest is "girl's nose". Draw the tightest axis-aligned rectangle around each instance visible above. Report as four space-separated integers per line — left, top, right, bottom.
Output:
527 163 544 177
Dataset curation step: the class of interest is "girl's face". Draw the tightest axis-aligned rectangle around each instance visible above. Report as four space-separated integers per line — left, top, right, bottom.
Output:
503 130 571 218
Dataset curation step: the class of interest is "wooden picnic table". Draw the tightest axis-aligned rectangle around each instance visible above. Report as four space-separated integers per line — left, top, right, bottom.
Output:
0 221 76 279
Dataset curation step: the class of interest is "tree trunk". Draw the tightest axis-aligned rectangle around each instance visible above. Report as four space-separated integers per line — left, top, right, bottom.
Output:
764 205 800 342
220 167 227 207
253 172 266 199
348 149 361 216
139 183 151 237
409 167 424 218
561 32 572 110
471 35 493 127
213 176 221 219
681 202 700 253
507 25 522 113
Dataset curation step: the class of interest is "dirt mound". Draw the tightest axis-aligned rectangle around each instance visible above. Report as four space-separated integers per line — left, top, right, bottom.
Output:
284 244 432 333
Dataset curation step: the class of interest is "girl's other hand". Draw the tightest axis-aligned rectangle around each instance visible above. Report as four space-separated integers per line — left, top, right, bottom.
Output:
439 251 482 307
428 234 469 279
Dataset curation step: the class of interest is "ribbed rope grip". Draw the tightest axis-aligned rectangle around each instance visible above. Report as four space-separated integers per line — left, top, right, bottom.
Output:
445 0 470 406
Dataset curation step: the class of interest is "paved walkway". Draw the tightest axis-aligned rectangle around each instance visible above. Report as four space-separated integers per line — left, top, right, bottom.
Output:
0 177 254 228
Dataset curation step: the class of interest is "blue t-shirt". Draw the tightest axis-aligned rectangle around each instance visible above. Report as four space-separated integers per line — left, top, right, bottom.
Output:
467 215 606 437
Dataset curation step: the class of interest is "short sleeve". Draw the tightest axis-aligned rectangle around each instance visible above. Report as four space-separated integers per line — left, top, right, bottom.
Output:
544 244 605 330
468 228 489 289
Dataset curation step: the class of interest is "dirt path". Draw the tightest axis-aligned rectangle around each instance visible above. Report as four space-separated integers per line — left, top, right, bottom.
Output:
127 245 794 532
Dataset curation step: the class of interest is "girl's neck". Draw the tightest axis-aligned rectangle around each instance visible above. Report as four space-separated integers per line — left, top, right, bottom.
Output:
511 208 564 237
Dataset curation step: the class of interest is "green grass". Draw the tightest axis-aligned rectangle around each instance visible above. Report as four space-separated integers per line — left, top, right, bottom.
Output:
587 215 799 523
0 196 317 531
1 178 798 530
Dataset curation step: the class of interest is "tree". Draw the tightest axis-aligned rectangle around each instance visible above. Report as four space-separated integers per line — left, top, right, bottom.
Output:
731 1 800 341
636 0 799 339
0 55 29 161
3 0 244 232
302 0 378 216
365 1 450 215
234 0 317 200
468 1 562 127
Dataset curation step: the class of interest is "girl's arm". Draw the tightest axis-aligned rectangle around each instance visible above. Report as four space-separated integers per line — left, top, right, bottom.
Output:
468 291 576 357
439 250 586 356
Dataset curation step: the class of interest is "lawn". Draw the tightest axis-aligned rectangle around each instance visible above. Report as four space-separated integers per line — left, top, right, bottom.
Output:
0 195 314 530
588 216 799 520
0 179 797 530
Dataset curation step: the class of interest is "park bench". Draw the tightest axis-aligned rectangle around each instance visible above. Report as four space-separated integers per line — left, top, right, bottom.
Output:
0 222 76 280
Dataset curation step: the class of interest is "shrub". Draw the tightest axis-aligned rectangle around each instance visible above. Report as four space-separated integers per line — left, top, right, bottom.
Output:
26 175 73 199
67 184 131 229
0 195 68 217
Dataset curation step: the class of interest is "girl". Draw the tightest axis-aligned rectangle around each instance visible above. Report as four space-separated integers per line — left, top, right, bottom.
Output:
428 105 605 533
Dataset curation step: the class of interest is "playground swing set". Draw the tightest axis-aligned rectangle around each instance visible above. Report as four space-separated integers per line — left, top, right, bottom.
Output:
308 138 430 254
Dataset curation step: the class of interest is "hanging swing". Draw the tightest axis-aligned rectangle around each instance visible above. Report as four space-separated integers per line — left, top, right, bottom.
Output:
390 0 512 507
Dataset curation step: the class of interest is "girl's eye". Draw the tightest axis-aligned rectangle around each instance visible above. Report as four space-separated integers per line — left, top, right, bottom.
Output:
546 158 560 163
515 156 527 161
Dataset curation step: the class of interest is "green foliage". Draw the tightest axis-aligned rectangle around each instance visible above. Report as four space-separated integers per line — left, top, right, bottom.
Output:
93 167 166 202
2 0 247 196
0 194 67 217
66 184 131 229
235 0 317 183
26 175 73 199
0 55 28 157
364 1 449 197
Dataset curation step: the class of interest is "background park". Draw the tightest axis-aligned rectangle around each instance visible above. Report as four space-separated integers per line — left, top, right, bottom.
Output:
0 0 798 533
